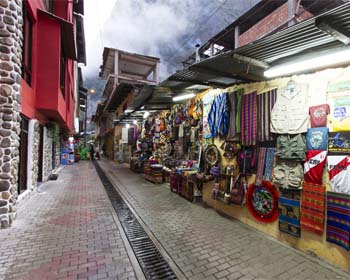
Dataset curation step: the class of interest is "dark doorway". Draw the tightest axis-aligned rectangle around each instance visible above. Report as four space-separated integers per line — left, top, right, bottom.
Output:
37 125 44 182
18 116 29 194
52 140 56 170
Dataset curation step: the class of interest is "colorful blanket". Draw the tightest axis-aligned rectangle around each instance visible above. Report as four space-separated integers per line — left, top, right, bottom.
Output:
326 192 350 250
255 147 267 185
279 196 301 237
301 182 325 235
257 89 277 142
241 91 257 145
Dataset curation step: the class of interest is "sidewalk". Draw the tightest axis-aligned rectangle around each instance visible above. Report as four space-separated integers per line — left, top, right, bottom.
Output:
0 161 137 280
98 159 349 280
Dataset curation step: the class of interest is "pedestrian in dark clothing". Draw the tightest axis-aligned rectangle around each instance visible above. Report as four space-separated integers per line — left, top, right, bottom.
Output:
89 144 94 160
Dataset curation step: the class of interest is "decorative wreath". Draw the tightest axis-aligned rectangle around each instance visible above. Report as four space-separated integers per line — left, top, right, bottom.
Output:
204 144 220 166
246 180 279 223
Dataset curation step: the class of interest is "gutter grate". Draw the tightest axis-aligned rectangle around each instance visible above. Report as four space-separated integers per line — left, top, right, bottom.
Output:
93 162 178 280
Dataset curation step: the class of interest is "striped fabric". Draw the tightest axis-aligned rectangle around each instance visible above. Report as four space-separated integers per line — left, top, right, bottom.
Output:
301 182 325 235
240 91 257 145
326 192 350 250
255 147 267 185
263 148 275 181
257 89 277 142
279 196 301 237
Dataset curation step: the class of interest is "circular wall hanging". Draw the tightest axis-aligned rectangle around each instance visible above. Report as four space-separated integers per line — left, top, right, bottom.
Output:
246 180 279 223
204 144 220 166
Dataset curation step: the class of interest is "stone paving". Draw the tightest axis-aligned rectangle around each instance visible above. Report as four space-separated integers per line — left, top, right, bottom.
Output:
98 160 349 280
0 161 137 280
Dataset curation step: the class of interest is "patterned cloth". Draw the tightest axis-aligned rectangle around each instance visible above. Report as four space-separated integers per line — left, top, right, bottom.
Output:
208 93 230 138
326 192 350 250
241 91 257 145
255 147 267 185
236 89 244 134
301 182 325 235
263 148 275 181
227 91 237 138
257 89 277 142
279 196 301 237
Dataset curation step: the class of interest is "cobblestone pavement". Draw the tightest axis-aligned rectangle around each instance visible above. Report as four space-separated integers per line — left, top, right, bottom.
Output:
0 161 137 280
98 160 349 280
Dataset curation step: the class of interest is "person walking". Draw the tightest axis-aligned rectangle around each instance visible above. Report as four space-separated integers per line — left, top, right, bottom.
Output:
89 144 95 160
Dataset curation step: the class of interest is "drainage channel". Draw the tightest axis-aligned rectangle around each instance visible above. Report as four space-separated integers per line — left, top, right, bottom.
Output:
93 161 178 280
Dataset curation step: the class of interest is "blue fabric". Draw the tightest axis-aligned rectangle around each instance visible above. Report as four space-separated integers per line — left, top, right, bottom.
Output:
306 127 328 151
208 93 229 138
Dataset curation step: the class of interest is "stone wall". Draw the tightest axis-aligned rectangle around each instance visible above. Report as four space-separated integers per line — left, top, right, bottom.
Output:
0 0 23 228
42 127 53 182
27 119 40 190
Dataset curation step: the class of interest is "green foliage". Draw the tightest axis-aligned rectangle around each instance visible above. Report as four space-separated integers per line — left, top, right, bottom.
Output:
46 122 60 144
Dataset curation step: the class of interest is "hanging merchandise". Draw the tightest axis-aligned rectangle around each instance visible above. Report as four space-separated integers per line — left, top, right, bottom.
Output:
246 181 279 223
301 182 325 235
328 132 350 154
255 147 267 186
309 104 330 128
230 173 247 205
273 160 303 189
203 93 215 139
263 148 276 182
204 144 220 166
235 89 244 134
275 134 306 160
240 91 257 146
327 155 350 194
220 140 241 159
279 196 301 237
257 89 277 142
237 146 257 175
208 92 229 138
304 150 327 185
227 89 244 138
327 80 350 132
270 80 309 134
306 127 328 151
326 192 350 251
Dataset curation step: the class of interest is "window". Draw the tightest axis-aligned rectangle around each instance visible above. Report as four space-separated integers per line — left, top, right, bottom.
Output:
44 0 54 13
22 3 33 85
60 46 66 99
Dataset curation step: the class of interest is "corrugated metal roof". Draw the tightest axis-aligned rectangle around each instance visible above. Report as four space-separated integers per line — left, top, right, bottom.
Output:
161 2 350 89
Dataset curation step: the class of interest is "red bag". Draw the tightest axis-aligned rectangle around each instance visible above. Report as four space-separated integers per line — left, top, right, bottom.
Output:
230 173 247 205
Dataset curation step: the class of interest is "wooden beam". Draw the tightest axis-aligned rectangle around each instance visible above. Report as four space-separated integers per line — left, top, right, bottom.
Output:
315 17 350 45
232 53 269 69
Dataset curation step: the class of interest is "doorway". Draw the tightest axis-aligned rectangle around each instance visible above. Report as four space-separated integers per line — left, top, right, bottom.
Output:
37 125 44 182
18 116 29 194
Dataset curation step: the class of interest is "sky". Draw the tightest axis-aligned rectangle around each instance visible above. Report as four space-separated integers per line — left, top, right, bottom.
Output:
83 0 260 118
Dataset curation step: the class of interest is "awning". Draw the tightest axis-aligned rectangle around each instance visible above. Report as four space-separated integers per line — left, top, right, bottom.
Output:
74 13 86 65
162 2 350 89
38 9 77 60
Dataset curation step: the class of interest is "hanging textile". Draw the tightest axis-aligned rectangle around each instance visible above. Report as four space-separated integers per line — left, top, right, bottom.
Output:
326 192 350 250
236 89 244 134
208 93 229 138
279 196 301 237
203 93 214 139
263 148 275 181
304 150 327 185
227 91 237 138
257 89 277 142
240 91 257 145
306 127 328 151
255 147 267 185
328 155 350 194
301 182 325 235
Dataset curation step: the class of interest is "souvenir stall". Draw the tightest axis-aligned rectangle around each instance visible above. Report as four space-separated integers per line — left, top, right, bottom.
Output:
198 66 350 271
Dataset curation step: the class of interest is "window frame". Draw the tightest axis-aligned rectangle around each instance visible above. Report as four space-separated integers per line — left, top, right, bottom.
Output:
22 2 33 86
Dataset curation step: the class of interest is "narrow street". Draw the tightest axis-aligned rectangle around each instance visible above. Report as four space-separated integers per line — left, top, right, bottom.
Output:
0 161 348 280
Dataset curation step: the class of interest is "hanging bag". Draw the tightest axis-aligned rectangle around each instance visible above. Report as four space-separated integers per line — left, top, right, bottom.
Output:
230 173 247 205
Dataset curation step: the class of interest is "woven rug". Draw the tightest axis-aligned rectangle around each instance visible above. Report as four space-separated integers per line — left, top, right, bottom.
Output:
257 89 277 142
301 182 325 235
241 91 257 146
326 192 350 251
255 147 267 185
279 196 301 237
